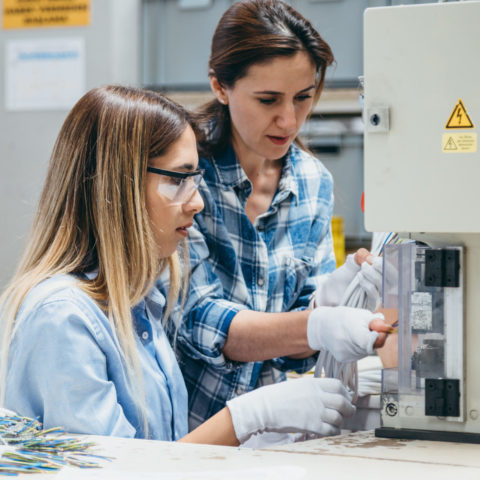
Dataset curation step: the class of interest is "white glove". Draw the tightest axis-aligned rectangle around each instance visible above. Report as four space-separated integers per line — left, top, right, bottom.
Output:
226 377 355 444
356 256 383 311
307 306 384 363
311 254 360 307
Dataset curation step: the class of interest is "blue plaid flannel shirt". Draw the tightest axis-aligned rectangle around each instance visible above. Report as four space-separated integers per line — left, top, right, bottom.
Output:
169 143 336 429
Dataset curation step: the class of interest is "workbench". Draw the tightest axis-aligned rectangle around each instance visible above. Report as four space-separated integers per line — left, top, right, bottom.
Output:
19 430 480 479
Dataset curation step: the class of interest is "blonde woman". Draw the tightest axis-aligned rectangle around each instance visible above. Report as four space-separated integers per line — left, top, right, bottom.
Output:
0 86 355 444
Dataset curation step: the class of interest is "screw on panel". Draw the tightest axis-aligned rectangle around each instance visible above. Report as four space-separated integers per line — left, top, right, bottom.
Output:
370 114 381 126
386 403 398 416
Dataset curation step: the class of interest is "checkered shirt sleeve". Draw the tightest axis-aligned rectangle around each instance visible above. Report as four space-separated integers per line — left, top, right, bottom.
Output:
169 144 337 427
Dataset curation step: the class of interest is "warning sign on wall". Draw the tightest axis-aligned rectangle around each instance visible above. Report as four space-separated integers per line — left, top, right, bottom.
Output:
445 99 474 129
3 0 90 29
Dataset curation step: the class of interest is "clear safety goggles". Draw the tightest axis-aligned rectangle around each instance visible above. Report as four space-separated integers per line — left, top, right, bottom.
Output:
147 166 204 204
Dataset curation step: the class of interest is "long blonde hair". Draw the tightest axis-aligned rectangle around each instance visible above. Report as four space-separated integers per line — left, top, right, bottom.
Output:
0 86 191 431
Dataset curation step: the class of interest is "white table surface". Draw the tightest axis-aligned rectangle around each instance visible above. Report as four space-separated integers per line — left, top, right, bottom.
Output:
13 430 480 479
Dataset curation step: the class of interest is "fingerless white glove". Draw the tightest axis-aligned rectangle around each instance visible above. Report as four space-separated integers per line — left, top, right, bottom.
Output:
312 254 360 307
226 377 355 444
307 306 384 363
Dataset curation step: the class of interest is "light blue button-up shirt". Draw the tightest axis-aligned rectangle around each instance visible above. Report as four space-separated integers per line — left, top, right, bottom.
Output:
5 275 188 440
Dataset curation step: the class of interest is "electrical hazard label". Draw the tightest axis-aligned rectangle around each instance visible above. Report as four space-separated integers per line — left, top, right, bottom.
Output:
3 0 90 29
442 133 477 153
445 99 474 129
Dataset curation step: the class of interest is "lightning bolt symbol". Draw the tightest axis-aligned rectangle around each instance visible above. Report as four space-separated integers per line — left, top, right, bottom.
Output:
456 106 463 124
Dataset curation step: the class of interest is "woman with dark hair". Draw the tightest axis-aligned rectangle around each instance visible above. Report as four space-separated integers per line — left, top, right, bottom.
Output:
173 0 388 431
0 85 355 445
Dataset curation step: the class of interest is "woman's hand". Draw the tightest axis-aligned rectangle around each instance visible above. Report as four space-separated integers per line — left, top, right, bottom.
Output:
353 247 374 266
227 377 356 444
311 248 382 310
307 306 392 362
371 307 398 359
310 254 362 308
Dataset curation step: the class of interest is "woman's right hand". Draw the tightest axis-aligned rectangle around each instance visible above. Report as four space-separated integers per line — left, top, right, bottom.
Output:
226 377 356 444
307 306 391 362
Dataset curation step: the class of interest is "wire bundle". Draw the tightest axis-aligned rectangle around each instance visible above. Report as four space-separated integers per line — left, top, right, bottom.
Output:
0 413 111 476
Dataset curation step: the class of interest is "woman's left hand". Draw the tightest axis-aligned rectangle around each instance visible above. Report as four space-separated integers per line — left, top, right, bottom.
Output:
311 248 381 309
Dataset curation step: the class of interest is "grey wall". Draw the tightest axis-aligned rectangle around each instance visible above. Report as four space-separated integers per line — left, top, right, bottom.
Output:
142 0 434 89
0 0 142 288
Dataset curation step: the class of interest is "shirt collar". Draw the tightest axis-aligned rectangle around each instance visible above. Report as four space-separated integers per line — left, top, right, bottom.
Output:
133 285 166 314
210 144 249 189
81 270 98 280
211 144 300 202
132 286 166 344
276 145 299 204
79 270 167 313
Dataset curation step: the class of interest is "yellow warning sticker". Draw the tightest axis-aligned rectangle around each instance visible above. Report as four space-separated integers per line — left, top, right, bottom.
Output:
442 133 477 153
2 0 90 29
445 99 474 129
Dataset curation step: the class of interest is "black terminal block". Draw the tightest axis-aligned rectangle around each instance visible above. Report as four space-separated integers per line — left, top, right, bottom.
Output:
425 378 460 417
424 248 460 287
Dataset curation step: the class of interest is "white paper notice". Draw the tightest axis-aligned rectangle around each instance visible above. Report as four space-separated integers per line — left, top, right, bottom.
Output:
5 37 85 111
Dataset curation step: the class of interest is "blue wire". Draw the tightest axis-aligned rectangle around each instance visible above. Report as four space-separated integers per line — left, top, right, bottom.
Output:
379 232 393 256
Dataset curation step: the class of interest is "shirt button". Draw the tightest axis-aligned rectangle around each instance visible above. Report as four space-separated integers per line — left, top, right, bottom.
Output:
257 277 265 287
141 331 149 340
236 386 244 395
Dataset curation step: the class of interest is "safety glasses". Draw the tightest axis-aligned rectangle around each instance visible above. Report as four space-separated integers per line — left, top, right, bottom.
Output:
147 166 204 204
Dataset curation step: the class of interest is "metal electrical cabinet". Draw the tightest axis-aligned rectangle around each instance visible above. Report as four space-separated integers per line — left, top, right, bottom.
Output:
364 1 480 442
0 0 142 288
